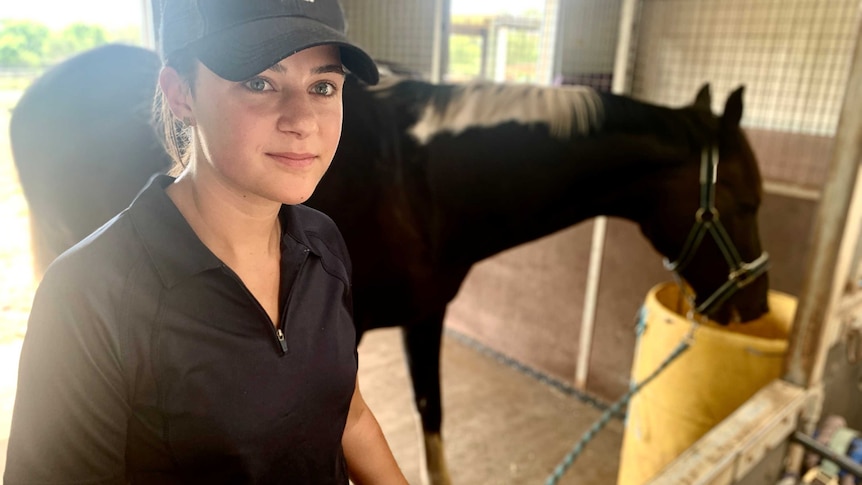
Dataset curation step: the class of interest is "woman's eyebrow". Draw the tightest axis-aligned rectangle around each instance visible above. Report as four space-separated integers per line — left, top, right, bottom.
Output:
312 64 346 76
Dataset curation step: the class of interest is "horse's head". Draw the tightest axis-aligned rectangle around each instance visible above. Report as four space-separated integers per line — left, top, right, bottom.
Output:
641 85 770 324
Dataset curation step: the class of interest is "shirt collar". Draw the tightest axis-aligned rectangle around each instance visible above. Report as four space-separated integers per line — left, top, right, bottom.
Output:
128 174 320 288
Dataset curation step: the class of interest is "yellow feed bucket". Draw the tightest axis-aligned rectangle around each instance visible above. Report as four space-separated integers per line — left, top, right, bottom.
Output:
617 282 796 485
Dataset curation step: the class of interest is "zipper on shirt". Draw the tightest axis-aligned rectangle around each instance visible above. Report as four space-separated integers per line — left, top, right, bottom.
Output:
218 246 312 356
219 264 290 356
275 328 288 353
278 248 311 348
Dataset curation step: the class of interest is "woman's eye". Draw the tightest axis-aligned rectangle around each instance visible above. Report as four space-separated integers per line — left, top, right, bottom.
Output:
312 82 337 96
244 78 273 92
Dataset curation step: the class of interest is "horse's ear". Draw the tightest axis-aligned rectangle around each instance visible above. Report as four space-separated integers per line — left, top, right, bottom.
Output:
723 86 745 126
693 83 711 111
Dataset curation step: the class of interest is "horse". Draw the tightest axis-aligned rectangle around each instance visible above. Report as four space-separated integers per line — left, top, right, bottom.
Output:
10 44 769 485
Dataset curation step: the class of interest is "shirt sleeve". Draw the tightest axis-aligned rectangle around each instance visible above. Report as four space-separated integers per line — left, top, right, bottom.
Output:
4 262 130 484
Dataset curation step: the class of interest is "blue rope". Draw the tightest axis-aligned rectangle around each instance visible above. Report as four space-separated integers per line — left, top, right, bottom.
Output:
545 309 694 485
634 306 647 338
444 328 619 416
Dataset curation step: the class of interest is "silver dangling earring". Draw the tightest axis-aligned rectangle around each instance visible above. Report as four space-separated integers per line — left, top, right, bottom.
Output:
183 117 195 127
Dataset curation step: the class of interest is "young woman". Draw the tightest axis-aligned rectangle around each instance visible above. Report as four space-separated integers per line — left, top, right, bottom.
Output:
4 1 407 483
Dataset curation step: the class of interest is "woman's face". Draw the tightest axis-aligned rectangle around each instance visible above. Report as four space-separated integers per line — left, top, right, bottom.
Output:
188 45 345 205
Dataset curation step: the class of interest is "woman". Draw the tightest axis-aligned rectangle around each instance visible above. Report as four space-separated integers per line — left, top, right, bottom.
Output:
5 1 407 483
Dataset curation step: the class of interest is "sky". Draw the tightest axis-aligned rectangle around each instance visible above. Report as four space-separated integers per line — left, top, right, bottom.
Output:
0 0 144 29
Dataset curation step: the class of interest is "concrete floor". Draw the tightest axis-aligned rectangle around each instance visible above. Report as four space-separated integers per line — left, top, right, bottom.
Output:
0 328 623 484
358 327 622 484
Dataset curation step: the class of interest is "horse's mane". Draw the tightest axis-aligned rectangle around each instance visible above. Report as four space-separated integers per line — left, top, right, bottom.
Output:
598 92 717 150
404 82 604 144
362 75 715 160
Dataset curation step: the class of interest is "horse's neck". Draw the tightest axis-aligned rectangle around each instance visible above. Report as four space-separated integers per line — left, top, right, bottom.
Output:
414 92 696 266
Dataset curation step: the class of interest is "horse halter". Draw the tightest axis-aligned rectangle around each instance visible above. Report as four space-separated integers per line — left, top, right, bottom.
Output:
663 145 770 317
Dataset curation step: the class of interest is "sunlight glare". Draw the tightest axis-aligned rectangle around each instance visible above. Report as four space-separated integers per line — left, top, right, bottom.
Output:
1 0 144 29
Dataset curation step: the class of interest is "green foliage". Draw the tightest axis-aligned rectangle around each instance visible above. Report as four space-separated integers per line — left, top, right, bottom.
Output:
447 29 540 83
448 34 483 81
505 30 539 83
0 20 51 67
46 23 108 61
111 25 145 46
506 30 539 67
0 19 141 68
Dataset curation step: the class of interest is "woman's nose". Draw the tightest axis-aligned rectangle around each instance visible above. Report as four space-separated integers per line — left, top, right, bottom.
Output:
276 95 318 137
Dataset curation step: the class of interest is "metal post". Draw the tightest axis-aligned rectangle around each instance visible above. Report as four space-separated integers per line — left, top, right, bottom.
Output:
536 0 561 86
575 0 641 390
575 217 607 389
493 26 509 82
791 431 862 480
784 27 862 388
430 0 447 84
140 0 157 49
611 0 640 95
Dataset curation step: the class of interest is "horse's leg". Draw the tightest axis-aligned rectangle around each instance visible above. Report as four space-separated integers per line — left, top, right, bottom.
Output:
402 312 451 485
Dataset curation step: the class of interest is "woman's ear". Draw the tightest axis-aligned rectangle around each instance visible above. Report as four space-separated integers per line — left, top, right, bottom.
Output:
159 66 194 122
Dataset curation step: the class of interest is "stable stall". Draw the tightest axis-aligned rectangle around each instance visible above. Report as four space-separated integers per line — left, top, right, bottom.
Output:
138 0 862 482
337 0 862 482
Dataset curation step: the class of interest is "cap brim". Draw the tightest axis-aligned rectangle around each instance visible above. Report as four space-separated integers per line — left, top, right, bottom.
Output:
194 16 379 85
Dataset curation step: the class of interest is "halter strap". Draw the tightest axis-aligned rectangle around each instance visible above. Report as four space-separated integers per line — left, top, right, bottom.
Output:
663 145 770 316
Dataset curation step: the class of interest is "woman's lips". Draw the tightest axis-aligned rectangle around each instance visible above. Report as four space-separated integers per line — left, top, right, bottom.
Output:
268 152 316 168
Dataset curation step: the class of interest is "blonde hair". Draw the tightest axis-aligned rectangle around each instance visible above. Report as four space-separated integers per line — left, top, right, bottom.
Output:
153 49 198 176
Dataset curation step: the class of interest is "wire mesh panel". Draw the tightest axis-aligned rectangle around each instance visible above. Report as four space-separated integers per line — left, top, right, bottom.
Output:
557 0 623 91
341 0 441 79
630 0 861 188
343 0 625 88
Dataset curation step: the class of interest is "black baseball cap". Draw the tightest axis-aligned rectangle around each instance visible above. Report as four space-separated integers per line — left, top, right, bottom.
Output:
159 0 379 85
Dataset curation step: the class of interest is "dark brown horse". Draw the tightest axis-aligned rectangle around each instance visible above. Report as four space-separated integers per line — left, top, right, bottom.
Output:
10 44 769 484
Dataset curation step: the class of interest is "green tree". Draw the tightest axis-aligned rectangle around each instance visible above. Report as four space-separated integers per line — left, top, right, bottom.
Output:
0 19 51 67
505 29 540 82
46 23 108 61
109 25 143 46
448 34 483 81
506 30 539 66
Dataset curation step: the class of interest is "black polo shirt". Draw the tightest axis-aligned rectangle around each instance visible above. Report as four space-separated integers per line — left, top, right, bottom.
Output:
5 175 358 484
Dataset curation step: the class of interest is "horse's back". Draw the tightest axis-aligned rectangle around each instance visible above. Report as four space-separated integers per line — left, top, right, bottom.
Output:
11 44 170 273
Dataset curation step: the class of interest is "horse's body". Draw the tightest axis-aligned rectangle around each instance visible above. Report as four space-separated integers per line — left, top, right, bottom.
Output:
11 44 769 484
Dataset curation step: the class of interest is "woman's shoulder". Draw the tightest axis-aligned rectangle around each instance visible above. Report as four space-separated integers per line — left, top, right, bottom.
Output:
283 203 352 276
42 210 151 294
29 210 156 348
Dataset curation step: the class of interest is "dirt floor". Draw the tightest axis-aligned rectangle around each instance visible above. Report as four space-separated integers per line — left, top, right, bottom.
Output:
0 90 622 484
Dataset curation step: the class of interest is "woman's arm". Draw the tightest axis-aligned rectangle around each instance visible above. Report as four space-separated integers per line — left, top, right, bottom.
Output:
4 265 129 484
342 379 408 485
